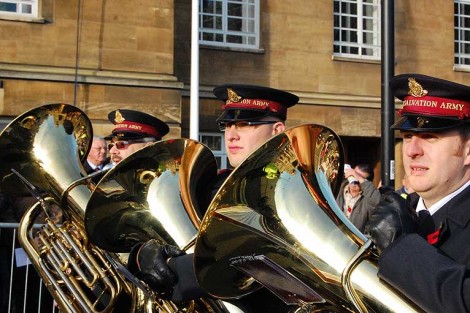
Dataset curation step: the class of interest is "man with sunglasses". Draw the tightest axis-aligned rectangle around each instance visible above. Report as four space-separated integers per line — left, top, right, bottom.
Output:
127 84 298 312
105 109 169 165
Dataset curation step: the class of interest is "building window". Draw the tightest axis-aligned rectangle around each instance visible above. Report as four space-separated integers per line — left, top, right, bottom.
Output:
199 0 260 49
333 0 381 60
0 0 38 17
455 0 470 67
199 132 229 170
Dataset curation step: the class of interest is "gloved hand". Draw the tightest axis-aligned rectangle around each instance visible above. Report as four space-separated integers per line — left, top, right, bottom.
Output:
363 191 417 253
127 239 185 295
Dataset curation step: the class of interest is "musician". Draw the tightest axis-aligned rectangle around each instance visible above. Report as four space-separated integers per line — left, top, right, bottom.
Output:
127 84 299 312
86 109 170 249
105 109 169 165
364 74 470 312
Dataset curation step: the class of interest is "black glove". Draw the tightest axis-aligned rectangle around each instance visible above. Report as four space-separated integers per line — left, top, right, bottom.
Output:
363 191 417 253
128 239 185 295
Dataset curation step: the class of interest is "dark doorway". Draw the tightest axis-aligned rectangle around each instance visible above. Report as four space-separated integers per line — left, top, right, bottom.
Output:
340 136 381 186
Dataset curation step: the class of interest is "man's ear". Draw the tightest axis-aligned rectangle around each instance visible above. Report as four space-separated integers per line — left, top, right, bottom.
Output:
464 138 470 166
272 122 285 135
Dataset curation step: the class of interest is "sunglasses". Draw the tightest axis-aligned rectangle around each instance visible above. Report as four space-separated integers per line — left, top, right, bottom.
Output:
218 120 277 131
108 140 146 150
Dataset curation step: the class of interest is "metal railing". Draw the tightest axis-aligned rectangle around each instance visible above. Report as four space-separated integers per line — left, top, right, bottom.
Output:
0 223 57 313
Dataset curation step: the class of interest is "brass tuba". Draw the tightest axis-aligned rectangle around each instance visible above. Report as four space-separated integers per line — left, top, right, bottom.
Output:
84 138 240 312
0 103 141 312
194 124 423 313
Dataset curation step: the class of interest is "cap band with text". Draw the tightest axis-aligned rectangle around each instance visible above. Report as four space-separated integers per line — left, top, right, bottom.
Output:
400 95 470 119
222 98 286 115
113 121 160 138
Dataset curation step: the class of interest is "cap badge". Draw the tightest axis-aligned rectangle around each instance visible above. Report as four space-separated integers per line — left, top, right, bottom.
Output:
408 78 428 97
417 117 429 128
114 110 125 123
227 88 242 103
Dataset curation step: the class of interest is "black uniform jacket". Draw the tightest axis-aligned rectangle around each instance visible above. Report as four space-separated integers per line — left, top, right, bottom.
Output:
378 185 470 313
83 157 110 175
83 158 110 184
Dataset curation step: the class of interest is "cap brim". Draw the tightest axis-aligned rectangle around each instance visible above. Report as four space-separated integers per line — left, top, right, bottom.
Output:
216 109 282 122
391 115 465 132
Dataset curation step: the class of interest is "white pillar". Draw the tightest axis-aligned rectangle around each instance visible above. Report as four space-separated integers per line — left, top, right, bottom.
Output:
189 0 200 140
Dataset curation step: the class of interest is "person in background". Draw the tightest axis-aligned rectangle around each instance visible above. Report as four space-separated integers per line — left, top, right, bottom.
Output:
364 73 470 312
83 136 109 174
105 109 169 165
336 163 381 232
127 84 299 312
395 174 415 199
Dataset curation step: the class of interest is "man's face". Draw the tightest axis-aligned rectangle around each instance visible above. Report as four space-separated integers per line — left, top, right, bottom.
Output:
224 120 285 168
402 129 470 206
88 138 108 166
109 140 149 164
348 181 361 196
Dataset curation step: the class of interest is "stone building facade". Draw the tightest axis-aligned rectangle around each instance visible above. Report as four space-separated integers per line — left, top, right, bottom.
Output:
0 0 469 187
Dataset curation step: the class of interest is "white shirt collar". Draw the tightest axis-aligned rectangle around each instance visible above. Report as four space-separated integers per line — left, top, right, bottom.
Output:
86 159 100 170
416 180 470 215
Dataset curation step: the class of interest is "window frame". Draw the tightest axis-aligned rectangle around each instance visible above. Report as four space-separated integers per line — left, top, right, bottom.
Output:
0 0 39 18
333 0 381 61
199 132 229 170
454 0 470 69
199 0 261 50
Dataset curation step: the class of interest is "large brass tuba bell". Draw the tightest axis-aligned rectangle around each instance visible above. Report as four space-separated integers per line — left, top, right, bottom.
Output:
194 124 422 312
85 138 218 253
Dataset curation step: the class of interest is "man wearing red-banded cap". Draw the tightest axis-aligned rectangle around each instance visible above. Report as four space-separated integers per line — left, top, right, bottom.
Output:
126 84 299 312
364 74 470 312
105 109 169 164
214 84 298 168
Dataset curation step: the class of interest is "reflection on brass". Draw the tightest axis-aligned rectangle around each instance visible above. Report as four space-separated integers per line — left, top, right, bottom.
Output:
273 142 297 175
166 159 180 174
316 132 341 183
195 124 421 312
263 163 279 179
139 170 157 184
19 115 37 130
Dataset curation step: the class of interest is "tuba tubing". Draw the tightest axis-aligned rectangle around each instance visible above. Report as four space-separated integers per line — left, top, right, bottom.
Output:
0 104 144 313
19 199 126 313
